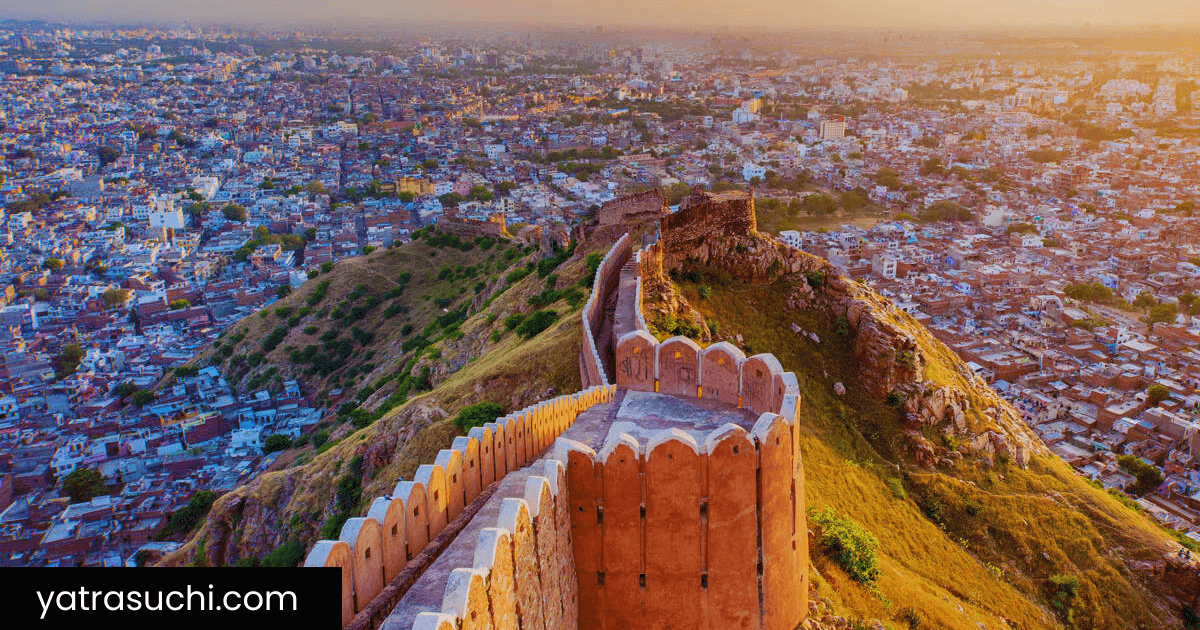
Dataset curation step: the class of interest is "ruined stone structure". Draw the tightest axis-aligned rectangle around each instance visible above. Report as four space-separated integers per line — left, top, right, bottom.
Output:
597 189 667 226
308 193 809 630
437 209 510 241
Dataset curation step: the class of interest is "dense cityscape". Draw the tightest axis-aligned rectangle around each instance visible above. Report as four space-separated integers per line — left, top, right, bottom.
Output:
0 20 1198 576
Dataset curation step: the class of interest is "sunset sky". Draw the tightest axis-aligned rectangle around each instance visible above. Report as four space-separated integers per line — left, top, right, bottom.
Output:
3 0 1198 30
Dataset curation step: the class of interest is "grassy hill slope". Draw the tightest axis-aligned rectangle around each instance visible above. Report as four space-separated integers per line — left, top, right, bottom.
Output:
650 241 1182 630
165 229 602 567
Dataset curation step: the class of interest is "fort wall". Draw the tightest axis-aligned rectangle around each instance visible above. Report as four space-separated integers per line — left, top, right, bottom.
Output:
597 189 667 226
557 413 806 630
304 385 617 628
437 212 509 241
408 458 578 630
580 233 632 388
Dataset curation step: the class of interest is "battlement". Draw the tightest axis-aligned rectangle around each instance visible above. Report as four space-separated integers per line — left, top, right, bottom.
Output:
409 411 806 630
303 386 616 627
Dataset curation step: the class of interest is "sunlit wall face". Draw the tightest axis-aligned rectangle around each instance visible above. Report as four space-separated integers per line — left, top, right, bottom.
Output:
5 0 1199 29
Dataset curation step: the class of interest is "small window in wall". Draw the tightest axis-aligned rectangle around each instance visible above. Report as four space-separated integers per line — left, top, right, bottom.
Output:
364 548 371 559
757 369 763 378
391 525 398 537
674 351 681 359
414 506 420 517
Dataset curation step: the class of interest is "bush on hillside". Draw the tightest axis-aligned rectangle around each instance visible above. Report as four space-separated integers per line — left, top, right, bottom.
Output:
809 506 880 586
453 401 505 433
515 310 558 338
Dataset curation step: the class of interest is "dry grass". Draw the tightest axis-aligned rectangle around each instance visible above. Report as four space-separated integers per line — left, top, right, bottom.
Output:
666 269 1179 630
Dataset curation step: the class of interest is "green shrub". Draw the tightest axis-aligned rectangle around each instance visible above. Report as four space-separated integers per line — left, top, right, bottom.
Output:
262 434 293 454
157 491 217 539
504 313 526 330
515 310 558 338
1047 574 1080 624
581 252 603 286
506 267 532 284
808 507 880 585
805 271 825 290
261 540 306 567
453 401 504 433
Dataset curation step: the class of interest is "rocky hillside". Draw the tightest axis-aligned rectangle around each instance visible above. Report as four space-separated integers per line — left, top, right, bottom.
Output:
643 228 1191 630
163 229 605 567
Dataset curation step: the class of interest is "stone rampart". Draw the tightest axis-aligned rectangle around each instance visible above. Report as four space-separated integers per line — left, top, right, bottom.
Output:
556 413 807 630
598 189 667 226
305 385 616 628
581 234 632 387
408 457 578 630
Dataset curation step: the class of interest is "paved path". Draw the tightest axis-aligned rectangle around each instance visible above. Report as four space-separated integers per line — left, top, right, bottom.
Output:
612 259 640 341
381 390 759 629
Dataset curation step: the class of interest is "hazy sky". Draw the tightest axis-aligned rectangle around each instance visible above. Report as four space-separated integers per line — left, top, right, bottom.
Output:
3 0 1198 30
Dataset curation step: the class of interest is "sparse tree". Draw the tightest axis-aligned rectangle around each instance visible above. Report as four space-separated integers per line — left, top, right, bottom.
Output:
62 467 107 503
221 204 247 222
1146 384 1170 407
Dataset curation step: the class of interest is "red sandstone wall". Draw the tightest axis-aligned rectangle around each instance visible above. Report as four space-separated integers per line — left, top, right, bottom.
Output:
581 234 632 387
615 326 797 418
409 457 580 630
304 385 617 628
558 416 807 630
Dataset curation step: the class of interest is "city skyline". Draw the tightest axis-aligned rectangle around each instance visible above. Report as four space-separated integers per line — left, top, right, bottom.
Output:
2 0 1200 31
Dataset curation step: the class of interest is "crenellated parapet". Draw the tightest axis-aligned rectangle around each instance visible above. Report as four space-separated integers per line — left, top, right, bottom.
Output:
410 457 578 630
415 412 807 630
614 240 802 423
304 385 616 627
581 233 633 388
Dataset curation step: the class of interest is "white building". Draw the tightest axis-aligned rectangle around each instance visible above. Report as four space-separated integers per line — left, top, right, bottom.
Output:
819 118 846 140
742 162 767 181
147 195 184 231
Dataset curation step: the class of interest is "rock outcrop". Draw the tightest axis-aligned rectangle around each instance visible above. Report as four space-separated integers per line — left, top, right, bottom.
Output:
641 195 1047 470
